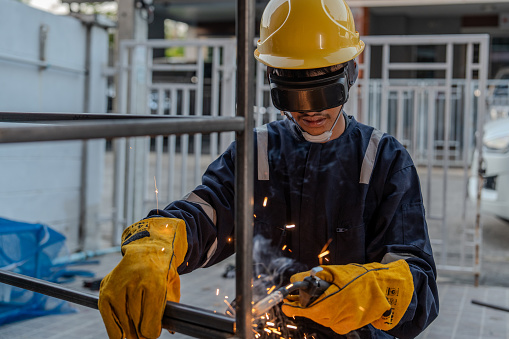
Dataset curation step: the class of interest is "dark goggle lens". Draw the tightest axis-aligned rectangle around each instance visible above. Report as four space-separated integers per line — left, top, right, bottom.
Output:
268 70 349 112
270 83 347 112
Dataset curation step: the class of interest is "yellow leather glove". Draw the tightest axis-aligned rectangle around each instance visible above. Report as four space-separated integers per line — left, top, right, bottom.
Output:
282 260 413 335
99 217 187 339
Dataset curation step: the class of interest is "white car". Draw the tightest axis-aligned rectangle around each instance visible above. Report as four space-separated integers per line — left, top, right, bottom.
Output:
469 117 509 222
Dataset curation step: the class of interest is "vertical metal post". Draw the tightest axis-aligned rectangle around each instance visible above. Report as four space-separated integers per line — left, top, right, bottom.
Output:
441 42 454 267
396 90 404 141
474 36 489 286
211 46 220 159
168 88 177 201
460 43 473 269
181 89 190 197
381 44 390 133
235 0 255 337
411 88 419 157
155 88 164 197
194 46 205 187
361 44 371 125
255 61 265 127
221 42 237 151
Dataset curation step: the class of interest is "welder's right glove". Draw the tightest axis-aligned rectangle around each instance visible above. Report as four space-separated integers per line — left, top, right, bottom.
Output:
282 260 413 335
99 217 188 339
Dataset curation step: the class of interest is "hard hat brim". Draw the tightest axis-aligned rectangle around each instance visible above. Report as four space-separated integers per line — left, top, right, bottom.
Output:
254 40 365 70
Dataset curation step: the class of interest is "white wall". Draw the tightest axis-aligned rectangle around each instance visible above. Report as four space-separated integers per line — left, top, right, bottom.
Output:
0 0 109 251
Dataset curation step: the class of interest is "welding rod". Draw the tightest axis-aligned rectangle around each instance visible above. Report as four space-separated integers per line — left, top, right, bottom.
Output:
0 269 235 338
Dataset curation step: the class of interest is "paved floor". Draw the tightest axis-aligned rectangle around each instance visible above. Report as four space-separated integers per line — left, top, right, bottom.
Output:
1 251 509 339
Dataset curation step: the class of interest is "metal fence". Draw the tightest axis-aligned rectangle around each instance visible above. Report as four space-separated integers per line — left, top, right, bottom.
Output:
112 34 493 282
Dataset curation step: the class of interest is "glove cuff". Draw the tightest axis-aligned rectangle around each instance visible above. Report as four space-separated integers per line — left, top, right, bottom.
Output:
370 259 414 331
121 217 188 267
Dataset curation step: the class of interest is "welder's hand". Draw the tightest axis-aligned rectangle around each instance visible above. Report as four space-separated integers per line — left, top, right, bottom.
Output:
99 218 188 339
282 260 413 335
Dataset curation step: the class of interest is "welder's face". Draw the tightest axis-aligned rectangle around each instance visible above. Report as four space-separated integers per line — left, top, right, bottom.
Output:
289 106 342 136
269 66 348 138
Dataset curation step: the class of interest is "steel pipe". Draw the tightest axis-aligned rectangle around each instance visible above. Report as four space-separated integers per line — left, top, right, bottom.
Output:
234 0 255 337
0 269 235 338
0 112 191 122
0 116 245 143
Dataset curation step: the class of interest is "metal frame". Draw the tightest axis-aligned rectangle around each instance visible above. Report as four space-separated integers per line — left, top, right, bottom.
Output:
0 113 244 143
0 111 251 338
0 1 255 339
0 269 235 338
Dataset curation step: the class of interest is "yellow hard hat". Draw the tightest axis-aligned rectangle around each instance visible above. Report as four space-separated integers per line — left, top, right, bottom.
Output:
254 0 365 69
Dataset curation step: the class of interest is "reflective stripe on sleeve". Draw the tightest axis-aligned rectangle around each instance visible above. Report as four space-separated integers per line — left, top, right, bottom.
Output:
381 252 417 264
256 125 270 181
200 238 218 268
183 192 217 225
359 129 384 184
183 191 218 268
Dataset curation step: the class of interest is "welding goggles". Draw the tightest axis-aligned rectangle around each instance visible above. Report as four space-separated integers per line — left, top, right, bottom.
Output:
268 67 349 113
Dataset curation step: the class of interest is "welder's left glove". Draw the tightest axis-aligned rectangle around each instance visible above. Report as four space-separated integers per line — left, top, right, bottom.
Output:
282 260 413 335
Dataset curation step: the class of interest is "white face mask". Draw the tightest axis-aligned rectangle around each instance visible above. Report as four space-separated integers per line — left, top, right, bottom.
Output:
283 111 342 143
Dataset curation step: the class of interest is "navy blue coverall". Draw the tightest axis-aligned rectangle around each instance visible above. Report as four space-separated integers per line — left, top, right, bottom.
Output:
148 115 439 338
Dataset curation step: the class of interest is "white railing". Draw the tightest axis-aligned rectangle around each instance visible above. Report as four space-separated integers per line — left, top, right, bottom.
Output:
110 35 496 281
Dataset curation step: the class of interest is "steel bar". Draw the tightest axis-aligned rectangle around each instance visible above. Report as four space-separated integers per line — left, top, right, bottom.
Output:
0 117 245 144
0 111 191 122
0 269 235 337
472 300 509 313
234 0 255 337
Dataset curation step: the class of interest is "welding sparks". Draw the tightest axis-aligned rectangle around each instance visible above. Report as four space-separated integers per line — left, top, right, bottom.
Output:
285 224 295 229
263 197 268 207
251 235 307 338
224 299 235 315
154 176 159 211
270 328 282 335
318 238 333 265
161 247 165 251
216 289 219 296
287 324 297 329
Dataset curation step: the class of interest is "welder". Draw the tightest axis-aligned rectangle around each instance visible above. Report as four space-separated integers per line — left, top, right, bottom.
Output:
98 0 439 338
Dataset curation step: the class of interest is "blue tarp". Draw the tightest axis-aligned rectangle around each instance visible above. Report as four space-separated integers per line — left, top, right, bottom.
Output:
0 217 77 325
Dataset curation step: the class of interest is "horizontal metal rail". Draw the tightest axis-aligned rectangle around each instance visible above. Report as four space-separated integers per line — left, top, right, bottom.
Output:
0 269 235 339
0 115 245 143
0 112 196 122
